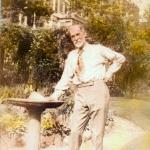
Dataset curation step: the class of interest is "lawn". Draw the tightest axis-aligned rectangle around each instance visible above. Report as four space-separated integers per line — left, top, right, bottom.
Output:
110 97 150 150
110 97 150 131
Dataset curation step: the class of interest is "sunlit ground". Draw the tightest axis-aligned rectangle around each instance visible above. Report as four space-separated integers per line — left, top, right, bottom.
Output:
1 96 150 150
111 97 150 130
110 97 150 150
81 96 150 150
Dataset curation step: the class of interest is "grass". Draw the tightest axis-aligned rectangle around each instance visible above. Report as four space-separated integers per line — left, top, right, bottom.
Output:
110 97 150 150
110 97 150 131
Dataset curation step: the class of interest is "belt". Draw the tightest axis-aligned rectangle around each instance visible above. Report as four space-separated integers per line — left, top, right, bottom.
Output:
77 81 95 88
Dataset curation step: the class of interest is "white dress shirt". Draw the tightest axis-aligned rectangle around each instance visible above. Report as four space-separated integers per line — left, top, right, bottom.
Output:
51 43 126 100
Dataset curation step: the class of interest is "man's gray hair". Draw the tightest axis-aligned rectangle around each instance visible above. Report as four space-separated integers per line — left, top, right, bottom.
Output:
68 24 86 33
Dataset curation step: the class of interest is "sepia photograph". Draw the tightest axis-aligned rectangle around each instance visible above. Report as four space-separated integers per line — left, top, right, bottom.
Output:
0 0 150 150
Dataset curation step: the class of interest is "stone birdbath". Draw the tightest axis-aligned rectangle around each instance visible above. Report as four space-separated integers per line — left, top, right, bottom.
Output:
2 97 64 150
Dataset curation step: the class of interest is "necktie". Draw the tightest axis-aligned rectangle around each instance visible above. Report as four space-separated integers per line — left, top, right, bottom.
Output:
75 49 84 77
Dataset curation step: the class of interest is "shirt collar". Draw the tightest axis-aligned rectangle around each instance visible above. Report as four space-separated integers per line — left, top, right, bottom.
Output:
83 42 90 51
77 42 90 54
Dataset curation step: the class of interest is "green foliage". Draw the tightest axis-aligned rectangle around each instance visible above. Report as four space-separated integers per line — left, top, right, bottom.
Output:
0 106 70 138
86 1 130 48
28 28 73 88
0 84 33 102
0 112 26 136
0 24 71 88
116 22 150 96
0 24 31 84
28 29 63 88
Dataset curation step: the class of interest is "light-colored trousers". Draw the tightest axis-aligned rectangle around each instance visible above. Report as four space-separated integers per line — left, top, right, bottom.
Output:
68 80 110 150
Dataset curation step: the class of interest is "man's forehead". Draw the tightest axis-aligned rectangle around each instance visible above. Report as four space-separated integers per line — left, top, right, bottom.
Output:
68 25 83 33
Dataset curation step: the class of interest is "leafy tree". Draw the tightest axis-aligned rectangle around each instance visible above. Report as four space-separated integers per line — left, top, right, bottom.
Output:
0 23 72 90
28 28 73 89
29 29 60 87
0 24 31 85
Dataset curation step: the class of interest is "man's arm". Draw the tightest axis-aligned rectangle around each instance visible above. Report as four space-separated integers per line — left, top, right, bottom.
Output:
100 45 126 82
46 53 74 101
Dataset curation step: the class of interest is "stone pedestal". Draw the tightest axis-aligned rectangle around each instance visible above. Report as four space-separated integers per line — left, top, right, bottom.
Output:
2 98 64 150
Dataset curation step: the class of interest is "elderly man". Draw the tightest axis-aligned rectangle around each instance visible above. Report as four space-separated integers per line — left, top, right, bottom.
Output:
46 24 126 150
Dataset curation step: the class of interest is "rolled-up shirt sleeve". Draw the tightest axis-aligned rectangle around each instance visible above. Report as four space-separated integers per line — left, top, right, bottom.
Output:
101 45 126 79
50 53 74 100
